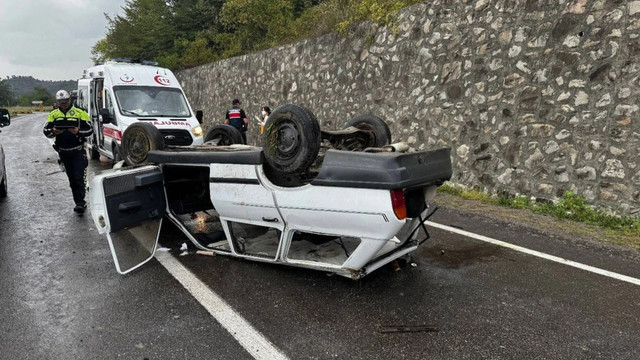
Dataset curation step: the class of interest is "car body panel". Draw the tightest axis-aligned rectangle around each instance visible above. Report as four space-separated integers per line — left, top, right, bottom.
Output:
90 147 451 279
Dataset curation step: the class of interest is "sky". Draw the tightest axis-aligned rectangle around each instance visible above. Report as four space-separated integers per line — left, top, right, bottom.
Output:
0 0 127 81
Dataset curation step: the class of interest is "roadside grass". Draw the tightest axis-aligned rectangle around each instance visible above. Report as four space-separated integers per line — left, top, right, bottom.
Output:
6 106 48 116
438 183 640 248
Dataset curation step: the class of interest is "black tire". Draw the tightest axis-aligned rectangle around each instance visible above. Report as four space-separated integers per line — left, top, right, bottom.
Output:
263 104 321 173
344 114 391 149
89 141 100 160
0 170 7 198
121 122 164 166
112 144 123 164
204 124 243 145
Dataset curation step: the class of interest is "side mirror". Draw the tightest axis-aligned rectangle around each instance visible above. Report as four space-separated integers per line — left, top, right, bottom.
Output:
196 110 203 124
0 109 10 127
99 108 112 124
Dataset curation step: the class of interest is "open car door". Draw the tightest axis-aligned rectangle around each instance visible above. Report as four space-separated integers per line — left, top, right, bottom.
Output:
90 166 166 274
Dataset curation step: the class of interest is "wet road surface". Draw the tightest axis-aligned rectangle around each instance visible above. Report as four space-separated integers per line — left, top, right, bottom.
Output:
1 113 639 359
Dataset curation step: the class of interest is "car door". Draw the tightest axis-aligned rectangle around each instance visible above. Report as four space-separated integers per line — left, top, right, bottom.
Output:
90 79 106 148
90 165 167 274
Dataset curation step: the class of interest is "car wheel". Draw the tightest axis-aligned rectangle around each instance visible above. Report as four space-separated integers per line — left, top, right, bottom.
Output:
263 104 321 174
112 144 123 164
0 170 7 198
204 124 243 145
121 123 164 166
89 141 100 160
344 114 391 149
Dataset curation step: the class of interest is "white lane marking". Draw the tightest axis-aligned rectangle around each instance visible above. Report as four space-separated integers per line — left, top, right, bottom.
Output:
426 221 640 287
155 251 289 360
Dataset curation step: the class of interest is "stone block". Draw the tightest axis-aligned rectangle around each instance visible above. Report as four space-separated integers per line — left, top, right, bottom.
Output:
601 159 625 179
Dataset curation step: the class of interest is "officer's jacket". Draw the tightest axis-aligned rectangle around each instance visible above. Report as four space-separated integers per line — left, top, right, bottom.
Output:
225 106 247 132
43 106 92 150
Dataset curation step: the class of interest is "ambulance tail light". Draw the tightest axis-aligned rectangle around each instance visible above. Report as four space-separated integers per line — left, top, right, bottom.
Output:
390 189 407 220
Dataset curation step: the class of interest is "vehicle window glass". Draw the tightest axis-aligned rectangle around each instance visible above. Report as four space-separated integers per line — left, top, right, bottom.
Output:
77 88 89 111
104 90 117 125
113 86 191 117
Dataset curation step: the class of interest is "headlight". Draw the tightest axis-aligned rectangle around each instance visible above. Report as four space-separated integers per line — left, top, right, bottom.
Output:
192 125 203 136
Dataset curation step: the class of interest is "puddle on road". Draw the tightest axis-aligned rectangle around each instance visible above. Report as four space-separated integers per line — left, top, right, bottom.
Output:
420 243 502 269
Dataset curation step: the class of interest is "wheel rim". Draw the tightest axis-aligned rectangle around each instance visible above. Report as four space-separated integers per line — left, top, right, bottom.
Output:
354 123 378 148
275 120 300 160
343 131 371 151
126 129 150 164
213 132 233 146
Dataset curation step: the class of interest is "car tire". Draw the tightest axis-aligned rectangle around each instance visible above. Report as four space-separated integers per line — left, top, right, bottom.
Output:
204 124 243 145
344 114 391 149
89 142 100 160
0 170 7 198
121 123 164 166
112 144 123 164
263 104 321 174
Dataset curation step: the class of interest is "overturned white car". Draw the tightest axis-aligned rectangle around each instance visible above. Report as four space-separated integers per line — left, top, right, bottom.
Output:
90 104 452 279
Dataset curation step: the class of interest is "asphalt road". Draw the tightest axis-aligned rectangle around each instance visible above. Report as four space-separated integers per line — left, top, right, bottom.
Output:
1 113 639 359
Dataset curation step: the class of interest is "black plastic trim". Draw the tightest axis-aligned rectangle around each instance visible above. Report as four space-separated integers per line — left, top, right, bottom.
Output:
148 149 264 165
311 148 452 190
209 178 260 185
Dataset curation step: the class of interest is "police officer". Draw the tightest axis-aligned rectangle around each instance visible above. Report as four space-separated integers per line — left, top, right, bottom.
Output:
224 98 248 144
43 90 93 214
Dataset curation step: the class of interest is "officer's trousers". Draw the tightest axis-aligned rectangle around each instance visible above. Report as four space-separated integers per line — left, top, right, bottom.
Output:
59 150 88 206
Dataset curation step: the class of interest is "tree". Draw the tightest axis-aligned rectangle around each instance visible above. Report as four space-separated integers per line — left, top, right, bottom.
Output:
92 0 177 63
219 0 296 54
168 0 225 38
32 86 55 104
160 0 227 68
0 80 15 107
15 86 55 107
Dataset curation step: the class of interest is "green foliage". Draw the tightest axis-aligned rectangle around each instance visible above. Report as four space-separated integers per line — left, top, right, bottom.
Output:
0 80 15 106
15 86 56 107
337 0 422 32
439 186 640 235
93 0 422 70
498 194 532 209
438 183 463 196
97 0 177 61
2 76 73 98
529 191 639 231
288 0 348 39
219 0 295 52
31 86 55 104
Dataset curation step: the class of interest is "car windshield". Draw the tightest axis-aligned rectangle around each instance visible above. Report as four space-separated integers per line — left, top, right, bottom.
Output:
114 86 191 118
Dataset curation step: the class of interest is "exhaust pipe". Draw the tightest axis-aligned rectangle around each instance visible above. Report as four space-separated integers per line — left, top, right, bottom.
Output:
364 142 410 153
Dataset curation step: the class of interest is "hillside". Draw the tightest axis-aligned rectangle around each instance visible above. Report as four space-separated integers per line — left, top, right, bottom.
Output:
3 76 75 96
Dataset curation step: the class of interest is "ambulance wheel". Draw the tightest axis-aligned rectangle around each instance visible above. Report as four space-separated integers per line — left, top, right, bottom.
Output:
344 114 391 149
263 104 321 174
112 145 123 164
89 145 100 160
121 122 164 166
204 124 243 146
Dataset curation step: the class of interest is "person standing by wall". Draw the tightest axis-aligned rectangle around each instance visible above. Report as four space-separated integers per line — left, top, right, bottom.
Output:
224 98 248 144
43 90 93 214
259 106 271 134
255 106 271 134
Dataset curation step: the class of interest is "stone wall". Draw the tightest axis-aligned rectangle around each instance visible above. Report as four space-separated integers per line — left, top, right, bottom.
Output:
177 0 640 216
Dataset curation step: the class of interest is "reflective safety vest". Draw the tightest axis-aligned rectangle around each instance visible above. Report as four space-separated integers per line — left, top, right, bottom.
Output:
43 106 93 150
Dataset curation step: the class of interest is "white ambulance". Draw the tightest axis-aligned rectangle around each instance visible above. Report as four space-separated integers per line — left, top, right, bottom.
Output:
77 60 204 161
